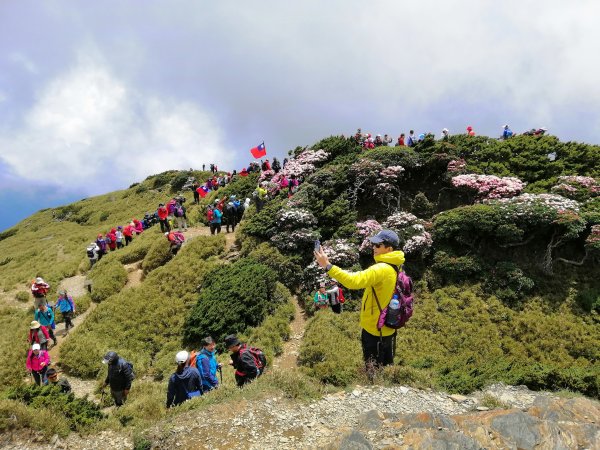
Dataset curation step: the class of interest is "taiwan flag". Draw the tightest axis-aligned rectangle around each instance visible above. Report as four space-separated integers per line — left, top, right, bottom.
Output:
250 142 267 159
196 185 210 198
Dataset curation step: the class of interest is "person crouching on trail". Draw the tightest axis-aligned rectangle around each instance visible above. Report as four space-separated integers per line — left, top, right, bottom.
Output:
165 231 185 255
224 335 266 387
166 351 203 408
314 229 405 369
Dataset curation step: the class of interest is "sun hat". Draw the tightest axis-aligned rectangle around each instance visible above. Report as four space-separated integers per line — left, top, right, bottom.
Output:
35 277 44 284
30 321 41 329
32 343 41 351
368 230 400 247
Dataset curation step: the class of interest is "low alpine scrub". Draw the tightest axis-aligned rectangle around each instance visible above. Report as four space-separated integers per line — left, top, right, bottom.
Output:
88 258 128 302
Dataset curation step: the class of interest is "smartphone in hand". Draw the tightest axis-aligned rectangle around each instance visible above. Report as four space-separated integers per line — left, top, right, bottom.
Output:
314 240 321 252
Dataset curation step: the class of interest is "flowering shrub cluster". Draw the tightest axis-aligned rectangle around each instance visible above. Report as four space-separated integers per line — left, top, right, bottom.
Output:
447 158 467 173
355 220 383 253
451 174 525 200
383 212 419 229
586 224 600 251
488 193 580 218
349 159 384 183
321 239 359 266
283 149 330 178
403 231 433 255
551 176 599 201
258 169 275 182
380 165 405 180
271 228 320 252
276 208 317 230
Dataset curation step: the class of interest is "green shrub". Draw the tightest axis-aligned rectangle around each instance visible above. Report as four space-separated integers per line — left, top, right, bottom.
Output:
299 311 362 386
184 258 280 348
248 243 303 289
88 258 128 302
483 261 535 304
0 308 30 390
15 291 29 302
142 238 173 274
0 227 18 242
6 385 105 433
431 251 483 283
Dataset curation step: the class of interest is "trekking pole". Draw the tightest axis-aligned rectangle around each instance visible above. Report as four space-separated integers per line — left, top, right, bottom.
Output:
218 366 223 384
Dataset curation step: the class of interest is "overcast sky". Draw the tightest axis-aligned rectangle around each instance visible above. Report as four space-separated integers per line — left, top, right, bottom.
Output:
1 0 600 230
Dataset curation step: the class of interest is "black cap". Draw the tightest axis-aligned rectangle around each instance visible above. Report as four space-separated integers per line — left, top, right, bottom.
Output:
224 335 240 348
102 351 118 365
46 368 57 377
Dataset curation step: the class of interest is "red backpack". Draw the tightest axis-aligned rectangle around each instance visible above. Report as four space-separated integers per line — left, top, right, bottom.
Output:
207 209 214 221
188 350 198 368
239 344 267 372
338 287 345 304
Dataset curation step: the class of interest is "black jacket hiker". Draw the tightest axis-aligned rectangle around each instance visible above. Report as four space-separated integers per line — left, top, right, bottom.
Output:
231 344 261 387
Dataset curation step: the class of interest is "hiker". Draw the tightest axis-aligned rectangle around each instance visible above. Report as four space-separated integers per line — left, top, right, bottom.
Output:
31 277 50 310
288 175 299 197
165 231 185 255
102 351 134 407
166 351 203 408
55 290 75 333
123 223 134 245
106 229 117 252
132 219 144 235
115 226 125 249
86 242 100 267
174 201 187 232
441 128 450 140
202 164 205 171
26 343 50 386
314 283 329 310
197 337 220 392
466 125 476 136
209 204 222 235
223 200 238 233
327 280 343 314
314 229 405 368
255 184 268 211
407 130 417 147
96 234 107 260
46 368 72 393
272 157 281 173
224 335 265 387
502 124 513 140
28 321 50 351
34 303 57 346
192 180 200 204
383 134 393 145
157 203 170 233
397 134 405 146
283 157 288 168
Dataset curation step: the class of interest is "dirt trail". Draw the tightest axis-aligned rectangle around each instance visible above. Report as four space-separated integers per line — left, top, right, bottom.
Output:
124 262 144 288
272 297 307 370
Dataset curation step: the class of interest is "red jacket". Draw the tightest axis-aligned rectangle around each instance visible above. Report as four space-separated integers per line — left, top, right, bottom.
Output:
123 225 134 237
158 207 168 220
28 326 50 344
31 282 49 298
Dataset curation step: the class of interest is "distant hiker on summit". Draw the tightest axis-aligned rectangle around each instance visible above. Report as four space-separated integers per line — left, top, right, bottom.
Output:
314 230 407 370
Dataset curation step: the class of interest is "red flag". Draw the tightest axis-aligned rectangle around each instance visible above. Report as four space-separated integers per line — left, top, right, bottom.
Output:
196 185 209 198
250 142 267 159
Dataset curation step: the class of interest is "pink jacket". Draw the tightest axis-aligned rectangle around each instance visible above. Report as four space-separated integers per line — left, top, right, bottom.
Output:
26 350 50 372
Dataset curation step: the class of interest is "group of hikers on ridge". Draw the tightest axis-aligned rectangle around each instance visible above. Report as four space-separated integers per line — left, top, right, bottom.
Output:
353 124 547 148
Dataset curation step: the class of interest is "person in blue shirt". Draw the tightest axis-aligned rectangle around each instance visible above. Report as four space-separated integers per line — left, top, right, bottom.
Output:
166 351 203 408
503 124 513 140
55 290 75 333
34 303 57 346
197 337 220 391
210 202 222 235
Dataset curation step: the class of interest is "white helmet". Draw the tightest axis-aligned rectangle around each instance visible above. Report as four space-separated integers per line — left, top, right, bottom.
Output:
175 350 189 364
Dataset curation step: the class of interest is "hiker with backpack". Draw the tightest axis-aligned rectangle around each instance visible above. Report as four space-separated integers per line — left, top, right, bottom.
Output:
165 231 185 255
224 335 266 387
26 343 50 386
313 283 329 310
55 290 75 333
327 279 344 314
209 204 222 235
166 351 203 408
197 337 220 391
173 201 187 232
28 321 50 351
86 242 100 267
34 303 57 346
115 226 125 249
314 229 409 369
107 229 117 252
31 277 50 310
96 234 107 260
123 223 134 245
157 203 170 233
132 219 144 235
101 351 134 407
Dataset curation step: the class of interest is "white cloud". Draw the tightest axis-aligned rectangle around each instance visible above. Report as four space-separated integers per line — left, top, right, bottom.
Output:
9 52 38 74
0 52 233 194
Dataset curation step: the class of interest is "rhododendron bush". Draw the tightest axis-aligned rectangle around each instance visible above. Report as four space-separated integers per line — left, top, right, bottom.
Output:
276 208 317 230
551 176 599 201
320 239 359 266
451 174 525 200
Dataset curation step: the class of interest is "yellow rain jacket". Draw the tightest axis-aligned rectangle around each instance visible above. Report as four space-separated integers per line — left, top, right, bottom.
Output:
328 251 405 337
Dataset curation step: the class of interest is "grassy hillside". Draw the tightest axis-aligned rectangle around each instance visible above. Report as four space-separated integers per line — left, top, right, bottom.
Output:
0 132 598 440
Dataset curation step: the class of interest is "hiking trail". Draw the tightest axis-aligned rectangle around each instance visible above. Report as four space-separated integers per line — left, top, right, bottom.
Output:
272 296 306 370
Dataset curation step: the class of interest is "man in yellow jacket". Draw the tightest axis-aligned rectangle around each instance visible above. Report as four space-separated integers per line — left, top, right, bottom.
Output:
314 230 405 367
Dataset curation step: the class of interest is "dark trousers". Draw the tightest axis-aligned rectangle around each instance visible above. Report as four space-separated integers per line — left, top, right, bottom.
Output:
159 219 170 232
62 311 74 330
210 223 221 235
32 367 48 386
193 192 199 204
125 235 133 246
331 303 342 314
361 329 394 367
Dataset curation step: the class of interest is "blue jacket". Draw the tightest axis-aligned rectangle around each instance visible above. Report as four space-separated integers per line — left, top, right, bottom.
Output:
197 349 219 389
166 367 203 408
34 308 54 327
56 296 75 313
211 209 222 224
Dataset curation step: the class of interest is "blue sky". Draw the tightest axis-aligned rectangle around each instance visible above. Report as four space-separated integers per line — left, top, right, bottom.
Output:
1 0 600 231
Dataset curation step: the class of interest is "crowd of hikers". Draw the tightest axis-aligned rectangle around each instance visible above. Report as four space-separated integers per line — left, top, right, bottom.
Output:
353 124 548 148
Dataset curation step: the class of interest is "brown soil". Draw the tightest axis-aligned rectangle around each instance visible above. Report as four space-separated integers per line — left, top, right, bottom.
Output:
272 297 306 370
124 262 144 288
